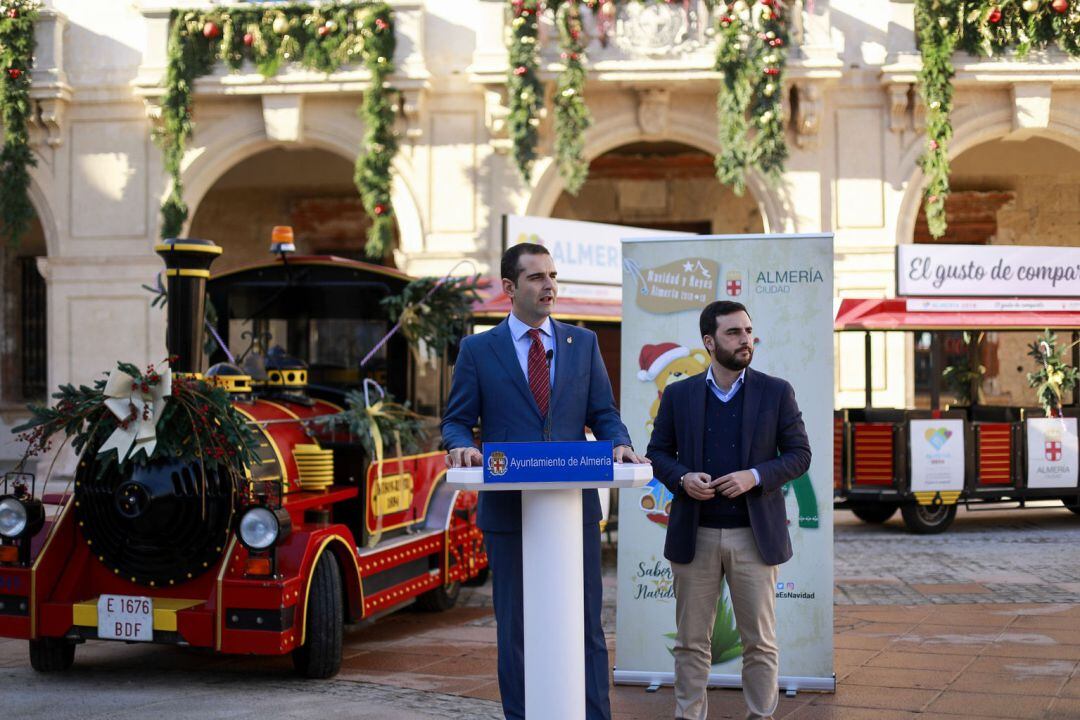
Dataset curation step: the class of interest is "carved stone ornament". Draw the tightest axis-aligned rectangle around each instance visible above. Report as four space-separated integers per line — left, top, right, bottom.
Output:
794 81 821 149
637 88 670 137
888 83 912 134
615 2 693 57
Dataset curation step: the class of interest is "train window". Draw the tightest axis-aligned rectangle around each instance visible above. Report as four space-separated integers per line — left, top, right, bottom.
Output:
308 319 388 386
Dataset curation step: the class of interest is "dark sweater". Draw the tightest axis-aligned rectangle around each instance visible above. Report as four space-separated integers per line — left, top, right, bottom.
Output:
699 385 751 528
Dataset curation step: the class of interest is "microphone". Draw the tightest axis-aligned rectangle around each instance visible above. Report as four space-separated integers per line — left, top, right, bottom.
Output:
545 349 553 361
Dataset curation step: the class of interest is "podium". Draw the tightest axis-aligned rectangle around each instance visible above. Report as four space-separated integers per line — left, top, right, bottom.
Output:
448 446 651 720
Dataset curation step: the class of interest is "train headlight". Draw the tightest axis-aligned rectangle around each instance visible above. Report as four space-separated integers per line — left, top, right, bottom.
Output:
0 496 44 539
237 506 291 550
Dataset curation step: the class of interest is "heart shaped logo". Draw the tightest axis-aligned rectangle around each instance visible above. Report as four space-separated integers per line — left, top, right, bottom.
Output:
924 427 952 451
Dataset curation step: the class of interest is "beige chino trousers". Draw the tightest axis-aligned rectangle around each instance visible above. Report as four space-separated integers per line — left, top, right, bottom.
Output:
671 526 780 720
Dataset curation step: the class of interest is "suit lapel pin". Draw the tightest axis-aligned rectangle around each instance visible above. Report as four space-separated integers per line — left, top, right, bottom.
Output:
567 337 573 344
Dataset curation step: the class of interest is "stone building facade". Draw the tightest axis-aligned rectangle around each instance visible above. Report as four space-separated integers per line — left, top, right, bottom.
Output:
2 0 1079 466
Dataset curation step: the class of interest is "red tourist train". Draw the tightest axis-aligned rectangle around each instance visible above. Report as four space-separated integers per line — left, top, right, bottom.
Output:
834 297 1080 533
0 238 487 677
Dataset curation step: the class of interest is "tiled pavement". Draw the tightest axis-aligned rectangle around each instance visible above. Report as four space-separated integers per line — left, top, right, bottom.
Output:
1 505 1077 718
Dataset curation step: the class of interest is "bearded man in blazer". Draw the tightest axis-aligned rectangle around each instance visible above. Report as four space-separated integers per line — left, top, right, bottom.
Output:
441 242 647 720
646 300 811 720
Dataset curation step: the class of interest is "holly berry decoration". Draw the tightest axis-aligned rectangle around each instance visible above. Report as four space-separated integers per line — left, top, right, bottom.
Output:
1052 0 1068 12
6 8 17 18
317 23 331 38
243 32 254 47
7 68 22 80
988 7 1002 22
373 203 387 216
375 18 389 31
202 21 220 40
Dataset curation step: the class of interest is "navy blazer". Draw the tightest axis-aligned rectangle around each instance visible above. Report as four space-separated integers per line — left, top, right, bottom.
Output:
441 317 632 533
646 367 811 566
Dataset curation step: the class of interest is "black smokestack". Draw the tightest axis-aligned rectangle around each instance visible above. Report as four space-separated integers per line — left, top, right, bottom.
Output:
155 238 222 375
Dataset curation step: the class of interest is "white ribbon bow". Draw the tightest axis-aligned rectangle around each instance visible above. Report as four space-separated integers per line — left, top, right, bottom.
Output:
98 364 172 462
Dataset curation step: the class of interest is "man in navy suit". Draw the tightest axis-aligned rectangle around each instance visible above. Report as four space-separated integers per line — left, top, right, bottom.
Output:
442 243 646 720
647 301 811 720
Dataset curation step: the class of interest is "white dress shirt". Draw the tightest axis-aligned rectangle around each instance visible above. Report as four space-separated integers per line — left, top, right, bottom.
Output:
507 312 556 390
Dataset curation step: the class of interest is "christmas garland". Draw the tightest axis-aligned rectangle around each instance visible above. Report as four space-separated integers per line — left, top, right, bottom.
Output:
714 0 788 194
0 0 40 247
551 0 592 194
504 0 789 196
507 0 544 181
319 388 426 458
159 2 398 258
915 0 1080 238
12 360 260 478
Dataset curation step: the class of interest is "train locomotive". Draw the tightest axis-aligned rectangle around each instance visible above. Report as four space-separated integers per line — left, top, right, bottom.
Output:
0 237 487 677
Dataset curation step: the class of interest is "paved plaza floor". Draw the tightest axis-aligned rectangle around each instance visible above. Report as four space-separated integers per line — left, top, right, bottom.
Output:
1 504 1078 719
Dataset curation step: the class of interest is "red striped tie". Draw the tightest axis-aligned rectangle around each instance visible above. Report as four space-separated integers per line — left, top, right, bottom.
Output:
527 328 550 417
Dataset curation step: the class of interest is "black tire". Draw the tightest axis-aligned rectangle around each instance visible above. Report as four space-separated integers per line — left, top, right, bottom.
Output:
900 502 957 534
29 638 75 672
463 566 490 587
292 554 343 679
850 502 898 524
414 581 460 612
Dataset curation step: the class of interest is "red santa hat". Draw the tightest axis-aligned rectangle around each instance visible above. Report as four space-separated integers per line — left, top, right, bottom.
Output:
637 342 690 382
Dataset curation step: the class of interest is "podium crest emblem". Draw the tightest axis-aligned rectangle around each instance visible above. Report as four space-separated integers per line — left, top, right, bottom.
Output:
488 451 508 476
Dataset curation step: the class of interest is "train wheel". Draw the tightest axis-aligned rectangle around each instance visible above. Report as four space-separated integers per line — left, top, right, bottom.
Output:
900 503 957 534
849 502 897 524
415 581 461 612
292 554 343 679
28 638 75 672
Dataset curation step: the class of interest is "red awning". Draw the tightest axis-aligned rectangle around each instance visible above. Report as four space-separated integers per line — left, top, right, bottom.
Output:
835 297 1080 331
472 292 621 322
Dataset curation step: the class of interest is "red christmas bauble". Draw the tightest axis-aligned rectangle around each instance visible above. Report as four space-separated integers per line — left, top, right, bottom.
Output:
375 18 389 31
317 24 331 37
7 68 22 80
1052 0 1068 12
373 203 387 216
6 8 17 18
988 7 1002 22
243 32 254 46
202 21 220 39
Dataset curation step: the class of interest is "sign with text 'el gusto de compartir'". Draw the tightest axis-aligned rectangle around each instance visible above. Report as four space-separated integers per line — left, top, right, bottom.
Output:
482 441 614 484
897 244 1080 297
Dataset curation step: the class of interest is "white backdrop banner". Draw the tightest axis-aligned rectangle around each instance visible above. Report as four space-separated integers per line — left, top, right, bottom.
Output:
615 234 835 691
504 215 693 299
1025 417 1079 489
897 244 1080 297
909 419 966 493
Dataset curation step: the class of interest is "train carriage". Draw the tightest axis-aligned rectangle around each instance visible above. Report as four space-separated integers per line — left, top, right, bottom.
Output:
834 297 1080 533
0 238 487 677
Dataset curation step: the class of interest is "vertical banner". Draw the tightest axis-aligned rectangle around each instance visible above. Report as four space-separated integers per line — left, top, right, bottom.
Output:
615 234 835 690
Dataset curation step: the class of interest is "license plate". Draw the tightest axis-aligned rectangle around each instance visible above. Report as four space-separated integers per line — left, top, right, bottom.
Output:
97 595 153 641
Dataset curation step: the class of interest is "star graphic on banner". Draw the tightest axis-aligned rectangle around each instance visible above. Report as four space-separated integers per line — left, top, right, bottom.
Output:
683 261 694 272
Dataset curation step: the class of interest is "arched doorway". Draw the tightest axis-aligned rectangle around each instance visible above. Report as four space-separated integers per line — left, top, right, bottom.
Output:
188 147 394 274
1 213 48 408
908 135 1080 407
545 141 766 404
551 141 765 235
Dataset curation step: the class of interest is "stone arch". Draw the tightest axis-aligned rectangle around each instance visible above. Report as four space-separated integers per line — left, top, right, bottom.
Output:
894 103 1080 247
174 114 424 254
524 106 787 233
25 166 59 259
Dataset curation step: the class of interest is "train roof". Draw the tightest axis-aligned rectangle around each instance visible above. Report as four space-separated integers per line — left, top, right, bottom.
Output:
835 297 1080 331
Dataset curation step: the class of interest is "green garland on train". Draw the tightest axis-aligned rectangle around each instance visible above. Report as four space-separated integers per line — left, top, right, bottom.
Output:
159 2 398 258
